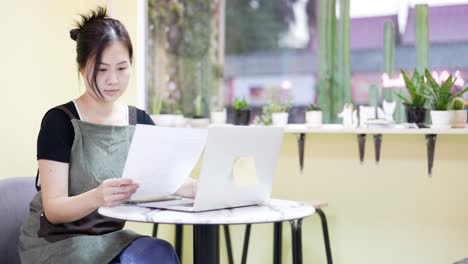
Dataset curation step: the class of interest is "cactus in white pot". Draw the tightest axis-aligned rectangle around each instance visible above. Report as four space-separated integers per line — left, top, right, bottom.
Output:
450 97 467 128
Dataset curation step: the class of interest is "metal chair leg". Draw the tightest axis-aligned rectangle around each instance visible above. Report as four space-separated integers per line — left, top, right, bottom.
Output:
296 219 303 264
290 220 298 264
152 223 158 237
223 225 235 264
273 222 283 264
175 224 183 262
241 224 252 264
316 208 333 264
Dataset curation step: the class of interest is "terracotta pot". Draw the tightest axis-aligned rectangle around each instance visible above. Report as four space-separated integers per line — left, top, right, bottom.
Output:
450 110 467 128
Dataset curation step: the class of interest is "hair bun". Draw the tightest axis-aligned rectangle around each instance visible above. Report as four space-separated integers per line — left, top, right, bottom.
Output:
70 28 80 41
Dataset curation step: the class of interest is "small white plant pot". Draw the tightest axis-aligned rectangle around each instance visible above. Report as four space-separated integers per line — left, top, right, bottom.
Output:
210 110 227 124
271 112 289 126
151 114 174 127
430 110 451 128
172 115 186 127
450 110 467 128
188 118 210 128
305 111 322 127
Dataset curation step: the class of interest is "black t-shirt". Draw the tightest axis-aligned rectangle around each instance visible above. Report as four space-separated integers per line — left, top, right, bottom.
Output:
37 101 155 163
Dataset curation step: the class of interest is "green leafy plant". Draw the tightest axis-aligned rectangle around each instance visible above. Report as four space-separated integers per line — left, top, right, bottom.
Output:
395 69 428 108
307 104 321 111
451 97 466 110
253 105 273 125
253 99 292 125
424 69 468 110
233 98 249 111
267 100 292 113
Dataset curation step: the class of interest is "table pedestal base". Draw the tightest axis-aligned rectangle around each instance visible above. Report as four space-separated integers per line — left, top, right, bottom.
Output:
193 225 219 264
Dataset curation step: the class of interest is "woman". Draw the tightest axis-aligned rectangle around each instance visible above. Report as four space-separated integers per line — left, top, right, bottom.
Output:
19 7 193 264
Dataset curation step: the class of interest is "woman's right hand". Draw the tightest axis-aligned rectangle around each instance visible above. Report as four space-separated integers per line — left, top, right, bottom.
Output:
94 178 139 207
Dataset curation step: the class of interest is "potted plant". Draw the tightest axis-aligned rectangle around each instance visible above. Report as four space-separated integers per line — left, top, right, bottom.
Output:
424 69 468 128
150 96 186 127
233 98 250 125
396 69 428 128
171 109 186 127
252 107 272 126
305 104 322 127
210 96 226 125
188 95 210 128
150 95 172 126
450 97 467 128
269 100 292 126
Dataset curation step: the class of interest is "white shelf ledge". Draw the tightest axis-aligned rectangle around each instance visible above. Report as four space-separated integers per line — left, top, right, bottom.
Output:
283 124 468 134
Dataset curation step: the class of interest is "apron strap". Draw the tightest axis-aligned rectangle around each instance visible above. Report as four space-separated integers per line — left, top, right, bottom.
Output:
56 105 78 120
35 105 78 191
128 106 137 125
35 169 40 191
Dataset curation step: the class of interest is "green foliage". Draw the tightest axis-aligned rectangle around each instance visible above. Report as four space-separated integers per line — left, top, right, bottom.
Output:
252 99 292 125
225 1 294 55
148 0 213 118
148 0 184 28
212 63 224 80
424 69 468 110
317 0 346 123
451 97 466 110
160 100 181 115
267 100 292 113
383 21 396 104
193 95 206 117
415 4 429 73
395 69 428 108
383 21 395 77
337 0 351 107
233 98 249 111
151 95 163 115
253 106 272 126
307 104 321 111
368 85 379 107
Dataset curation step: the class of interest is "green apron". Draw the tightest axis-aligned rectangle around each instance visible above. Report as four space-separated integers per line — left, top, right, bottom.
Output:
19 107 141 264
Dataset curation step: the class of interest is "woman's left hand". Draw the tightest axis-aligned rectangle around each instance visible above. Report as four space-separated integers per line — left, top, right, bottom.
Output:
173 178 197 198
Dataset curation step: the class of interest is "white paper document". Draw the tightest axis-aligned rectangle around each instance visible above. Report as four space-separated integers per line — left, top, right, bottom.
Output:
122 125 208 199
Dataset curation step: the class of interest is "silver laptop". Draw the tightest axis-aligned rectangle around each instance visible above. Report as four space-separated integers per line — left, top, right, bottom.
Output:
141 125 284 212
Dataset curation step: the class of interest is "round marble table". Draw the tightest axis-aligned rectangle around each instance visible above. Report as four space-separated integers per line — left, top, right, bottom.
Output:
98 199 315 264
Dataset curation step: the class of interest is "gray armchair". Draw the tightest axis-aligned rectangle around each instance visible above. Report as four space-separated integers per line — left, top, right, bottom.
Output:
0 177 36 264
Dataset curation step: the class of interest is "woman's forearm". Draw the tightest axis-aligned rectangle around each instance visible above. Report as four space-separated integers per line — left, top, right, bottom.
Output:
43 177 138 224
43 188 100 224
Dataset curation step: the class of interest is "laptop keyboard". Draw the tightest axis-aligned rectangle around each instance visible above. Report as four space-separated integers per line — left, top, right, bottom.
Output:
178 202 194 207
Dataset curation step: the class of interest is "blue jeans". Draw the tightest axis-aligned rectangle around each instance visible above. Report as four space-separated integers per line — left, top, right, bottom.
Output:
109 237 180 264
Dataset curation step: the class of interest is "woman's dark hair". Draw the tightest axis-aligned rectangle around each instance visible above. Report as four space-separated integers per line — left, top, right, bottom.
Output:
70 7 133 98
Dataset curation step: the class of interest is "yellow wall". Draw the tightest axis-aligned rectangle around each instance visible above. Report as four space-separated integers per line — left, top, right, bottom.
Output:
2 1 468 264
0 0 134 179
268 134 468 264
